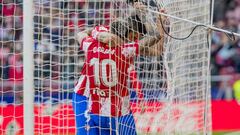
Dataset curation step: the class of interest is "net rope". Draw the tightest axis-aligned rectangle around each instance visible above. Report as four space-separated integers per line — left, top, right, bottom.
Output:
0 0 228 134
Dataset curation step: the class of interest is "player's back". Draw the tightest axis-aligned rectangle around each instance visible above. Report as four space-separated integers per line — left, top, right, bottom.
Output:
82 36 138 95
75 35 139 116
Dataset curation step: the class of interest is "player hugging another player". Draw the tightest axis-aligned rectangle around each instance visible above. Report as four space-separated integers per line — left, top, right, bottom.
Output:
72 1 166 135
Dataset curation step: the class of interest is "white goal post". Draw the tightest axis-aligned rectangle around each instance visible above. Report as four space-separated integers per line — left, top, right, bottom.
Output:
23 0 34 134
0 0 212 135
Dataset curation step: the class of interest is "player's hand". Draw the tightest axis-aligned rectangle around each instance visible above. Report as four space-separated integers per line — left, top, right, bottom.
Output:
157 8 170 32
158 8 168 24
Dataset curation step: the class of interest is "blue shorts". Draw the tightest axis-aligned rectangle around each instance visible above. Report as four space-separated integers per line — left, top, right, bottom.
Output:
72 93 137 135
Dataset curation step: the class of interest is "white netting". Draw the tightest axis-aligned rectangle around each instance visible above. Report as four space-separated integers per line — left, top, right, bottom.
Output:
0 0 211 135
162 0 212 134
0 0 24 134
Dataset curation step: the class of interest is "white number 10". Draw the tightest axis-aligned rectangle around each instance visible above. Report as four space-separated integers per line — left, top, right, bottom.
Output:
90 58 117 87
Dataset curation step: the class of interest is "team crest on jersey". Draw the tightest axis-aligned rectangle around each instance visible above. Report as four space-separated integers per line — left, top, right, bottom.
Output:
122 47 136 57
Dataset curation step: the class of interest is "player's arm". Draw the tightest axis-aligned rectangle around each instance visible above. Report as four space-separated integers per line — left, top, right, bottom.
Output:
75 28 110 46
92 29 126 47
76 30 118 47
139 34 164 56
139 9 166 56
96 32 124 47
75 28 93 44
139 33 164 56
76 27 123 47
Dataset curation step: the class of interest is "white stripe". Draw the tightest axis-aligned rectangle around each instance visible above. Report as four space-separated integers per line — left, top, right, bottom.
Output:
121 96 130 115
83 76 90 97
98 96 130 117
74 75 85 93
91 29 99 39
85 96 92 123
82 42 91 52
100 98 111 116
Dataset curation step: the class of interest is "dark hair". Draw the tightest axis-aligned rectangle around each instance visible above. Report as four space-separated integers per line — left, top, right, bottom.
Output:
110 15 147 40
110 20 129 39
126 0 135 4
126 0 145 5
128 15 147 35
126 0 158 7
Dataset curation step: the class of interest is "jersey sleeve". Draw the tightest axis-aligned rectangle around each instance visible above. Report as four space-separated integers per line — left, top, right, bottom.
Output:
80 37 94 53
91 25 110 39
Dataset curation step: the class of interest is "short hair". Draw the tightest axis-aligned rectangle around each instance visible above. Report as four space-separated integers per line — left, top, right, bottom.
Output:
110 15 147 40
110 20 129 40
127 15 147 35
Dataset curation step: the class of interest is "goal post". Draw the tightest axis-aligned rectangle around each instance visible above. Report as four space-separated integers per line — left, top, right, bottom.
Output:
0 0 212 134
23 0 34 134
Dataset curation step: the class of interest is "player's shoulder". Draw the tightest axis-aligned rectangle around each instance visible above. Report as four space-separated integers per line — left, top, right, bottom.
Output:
81 36 96 48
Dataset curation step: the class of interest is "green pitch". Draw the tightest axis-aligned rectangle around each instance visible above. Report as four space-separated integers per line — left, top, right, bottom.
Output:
213 131 240 135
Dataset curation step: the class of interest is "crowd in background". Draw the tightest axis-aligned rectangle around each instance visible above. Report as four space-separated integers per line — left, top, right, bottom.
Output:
0 0 23 97
0 1 111 96
211 0 240 100
0 0 240 101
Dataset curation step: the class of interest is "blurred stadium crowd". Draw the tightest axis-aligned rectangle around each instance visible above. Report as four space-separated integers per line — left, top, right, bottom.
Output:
0 0 240 101
211 0 240 100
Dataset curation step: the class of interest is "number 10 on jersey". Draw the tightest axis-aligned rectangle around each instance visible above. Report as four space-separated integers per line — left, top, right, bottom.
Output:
90 58 118 87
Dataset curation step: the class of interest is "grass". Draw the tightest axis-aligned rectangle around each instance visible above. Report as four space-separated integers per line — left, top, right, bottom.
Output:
213 131 240 135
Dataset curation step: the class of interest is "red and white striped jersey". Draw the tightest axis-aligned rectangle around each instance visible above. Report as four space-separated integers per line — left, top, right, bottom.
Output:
74 26 139 117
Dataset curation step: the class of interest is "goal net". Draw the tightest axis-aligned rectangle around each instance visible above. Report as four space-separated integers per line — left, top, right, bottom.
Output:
0 0 211 135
